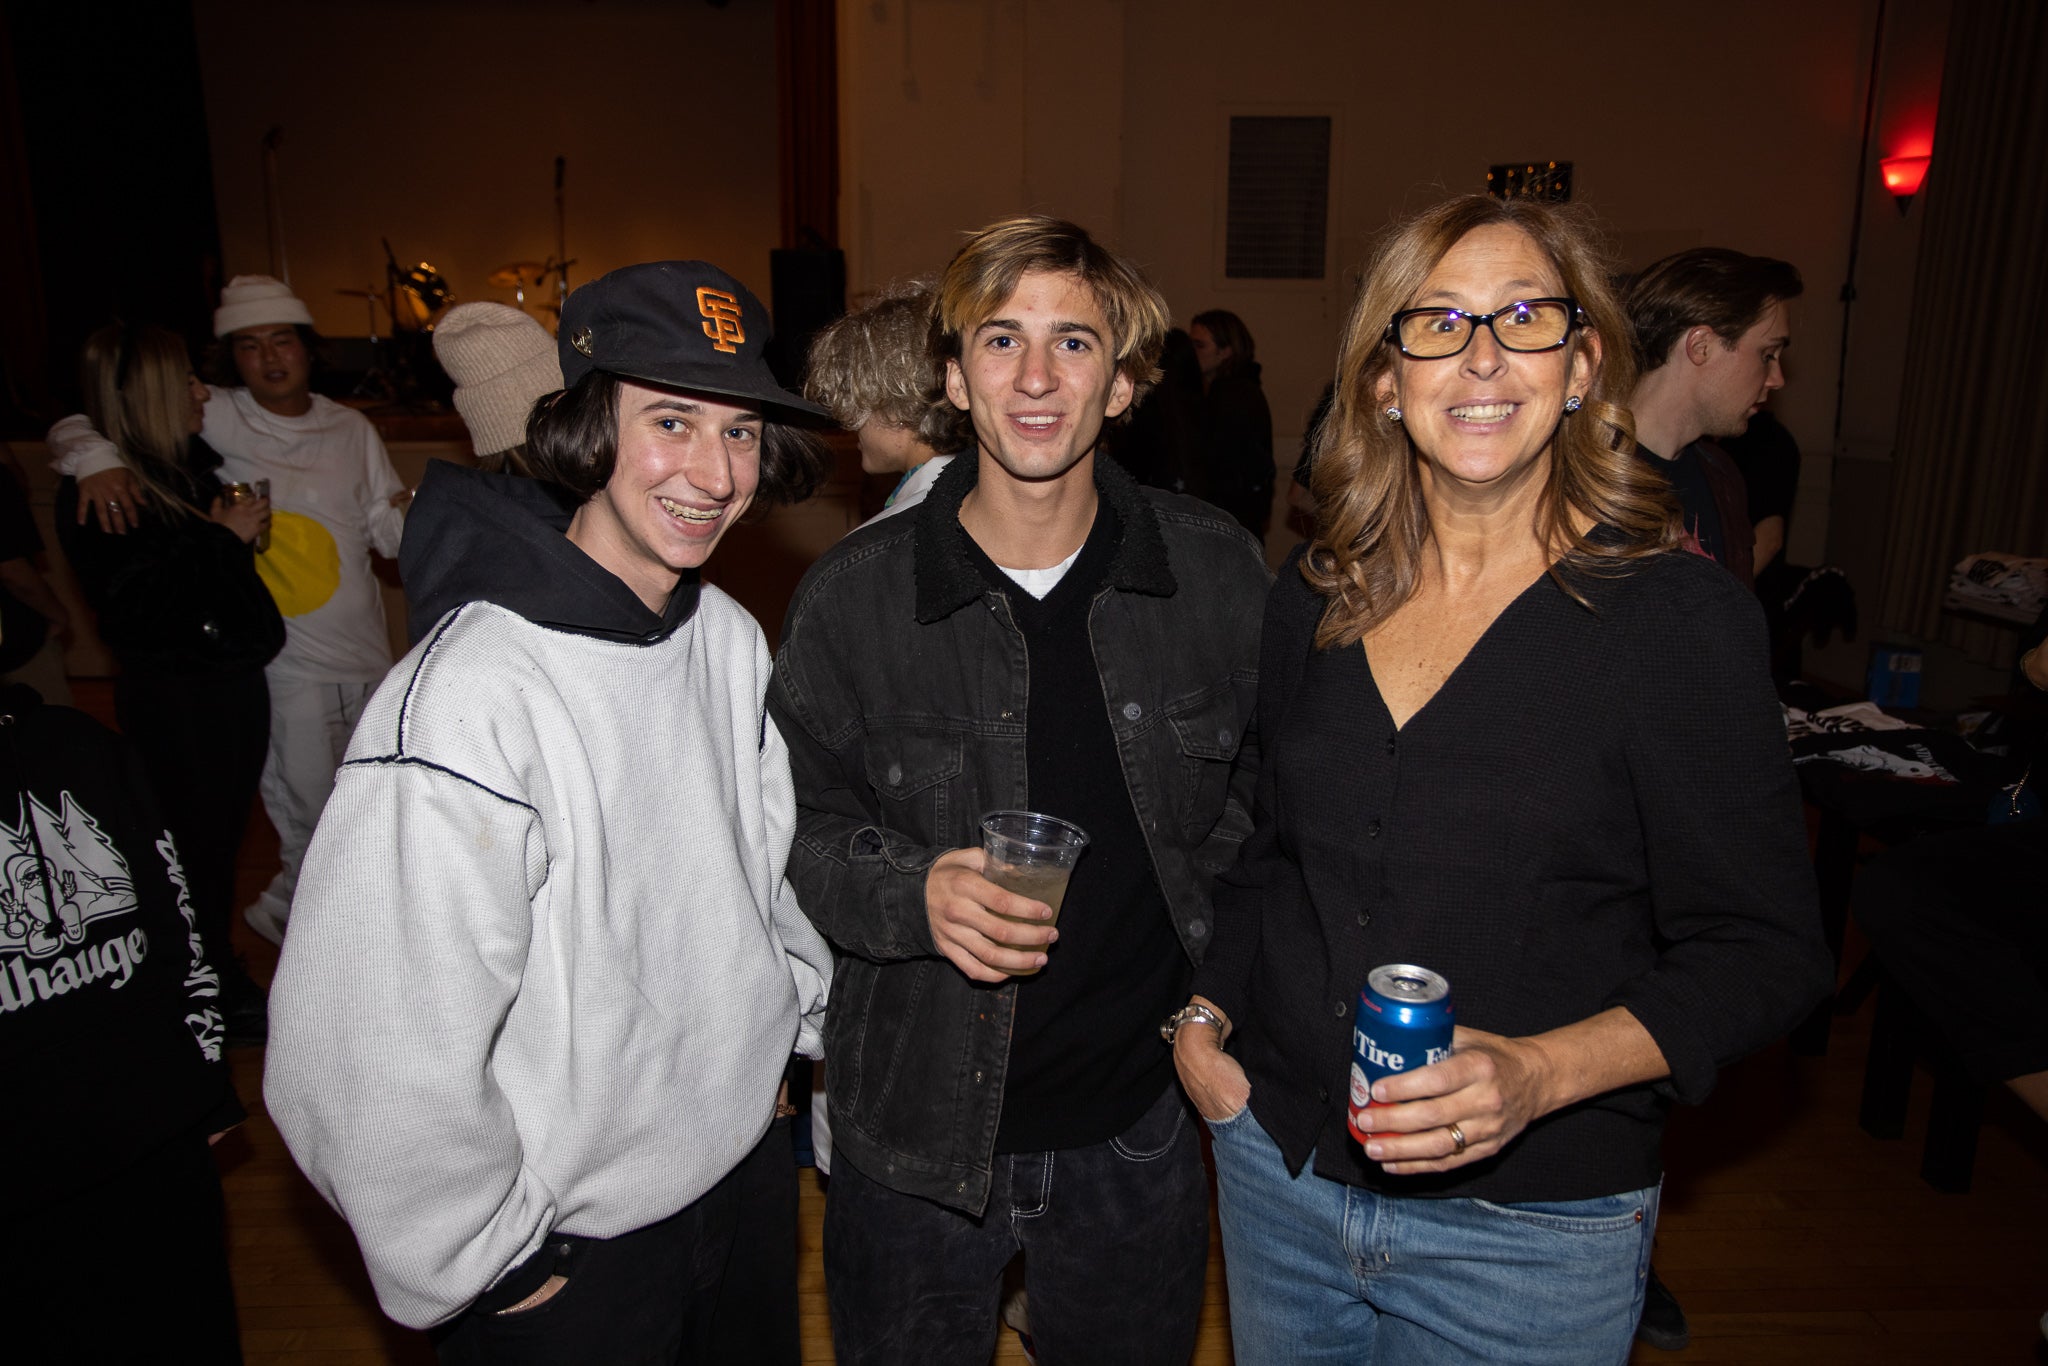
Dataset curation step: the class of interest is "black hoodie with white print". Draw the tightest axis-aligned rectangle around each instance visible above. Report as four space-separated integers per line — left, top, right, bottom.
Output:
0 684 243 1206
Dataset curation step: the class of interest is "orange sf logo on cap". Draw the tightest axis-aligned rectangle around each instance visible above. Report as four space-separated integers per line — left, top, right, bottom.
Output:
697 288 746 354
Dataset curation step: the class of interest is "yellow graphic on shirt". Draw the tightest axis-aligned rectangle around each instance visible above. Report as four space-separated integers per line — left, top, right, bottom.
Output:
253 511 341 617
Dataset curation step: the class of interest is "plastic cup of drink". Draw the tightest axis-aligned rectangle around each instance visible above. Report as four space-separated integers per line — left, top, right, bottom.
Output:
979 810 1089 976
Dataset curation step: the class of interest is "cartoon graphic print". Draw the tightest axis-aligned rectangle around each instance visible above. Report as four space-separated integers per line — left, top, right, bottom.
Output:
0 790 136 958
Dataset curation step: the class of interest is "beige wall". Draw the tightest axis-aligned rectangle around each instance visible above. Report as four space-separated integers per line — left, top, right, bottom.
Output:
192 0 783 334
839 0 1951 580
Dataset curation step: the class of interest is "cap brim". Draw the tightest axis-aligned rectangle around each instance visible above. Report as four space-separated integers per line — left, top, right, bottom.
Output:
600 366 831 422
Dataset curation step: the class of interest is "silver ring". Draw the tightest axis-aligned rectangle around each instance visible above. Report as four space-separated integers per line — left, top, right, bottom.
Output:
107 501 121 511
1447 1122 1468 1155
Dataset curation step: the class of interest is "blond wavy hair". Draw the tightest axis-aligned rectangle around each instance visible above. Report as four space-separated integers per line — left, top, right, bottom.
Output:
1304 195 1678 648
929 216 1169 455
80 323 201 520
803 279 951 447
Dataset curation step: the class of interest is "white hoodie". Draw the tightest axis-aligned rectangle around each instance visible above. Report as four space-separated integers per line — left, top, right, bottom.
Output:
264 546 830 1327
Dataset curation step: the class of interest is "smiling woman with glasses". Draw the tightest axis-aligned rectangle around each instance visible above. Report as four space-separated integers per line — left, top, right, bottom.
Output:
1171 195 1833 1364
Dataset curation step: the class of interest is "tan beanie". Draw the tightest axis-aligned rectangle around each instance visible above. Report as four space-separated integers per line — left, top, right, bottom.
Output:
214 274 315 337
433 303 565 456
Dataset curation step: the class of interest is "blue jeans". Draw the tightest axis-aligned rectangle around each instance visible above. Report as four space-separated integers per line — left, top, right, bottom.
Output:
1208 1107 1656 1365
824 1082 1208 1365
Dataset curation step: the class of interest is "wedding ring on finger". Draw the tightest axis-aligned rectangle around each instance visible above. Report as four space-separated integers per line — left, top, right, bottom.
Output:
1447 1121 1468 1155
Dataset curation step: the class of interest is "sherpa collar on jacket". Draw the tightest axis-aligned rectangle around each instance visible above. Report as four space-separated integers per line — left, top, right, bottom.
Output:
909 450 1177 623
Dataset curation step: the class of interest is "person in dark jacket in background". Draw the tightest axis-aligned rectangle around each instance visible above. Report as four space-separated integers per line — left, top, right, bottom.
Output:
1191 308 1275 543
1114 326 1206 495
56 322 285 1045
0 683 247 1363
1625 249 1803 591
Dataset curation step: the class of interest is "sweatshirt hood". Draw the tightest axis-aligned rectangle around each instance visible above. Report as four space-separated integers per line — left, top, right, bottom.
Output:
399 461 699 648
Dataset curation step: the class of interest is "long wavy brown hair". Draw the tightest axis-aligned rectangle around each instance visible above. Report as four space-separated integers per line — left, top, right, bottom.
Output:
1303 195 1678 649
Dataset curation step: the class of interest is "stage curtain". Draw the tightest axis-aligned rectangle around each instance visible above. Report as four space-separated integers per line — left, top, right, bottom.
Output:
1878 0 2048 661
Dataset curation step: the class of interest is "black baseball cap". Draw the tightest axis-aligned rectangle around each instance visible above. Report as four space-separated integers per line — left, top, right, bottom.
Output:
558 260 827 419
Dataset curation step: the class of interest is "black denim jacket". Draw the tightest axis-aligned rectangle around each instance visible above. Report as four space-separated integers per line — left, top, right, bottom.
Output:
768 454 1269 1212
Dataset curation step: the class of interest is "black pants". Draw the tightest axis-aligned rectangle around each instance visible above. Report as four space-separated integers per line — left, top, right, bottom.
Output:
433 1117 800 1366
1854 818 2048 1082
3 1132 242 1364
824 1082 1209 1366
115 668 269 984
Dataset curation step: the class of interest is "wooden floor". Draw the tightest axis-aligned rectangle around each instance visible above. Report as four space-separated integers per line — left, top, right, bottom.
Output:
67 672 2043 1365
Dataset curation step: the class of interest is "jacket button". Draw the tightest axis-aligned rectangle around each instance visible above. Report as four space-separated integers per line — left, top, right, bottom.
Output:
1366 819 1382 838
1123 702 1142 721
1216 728 1232 746
1188 919 1207 938
886 763 903 785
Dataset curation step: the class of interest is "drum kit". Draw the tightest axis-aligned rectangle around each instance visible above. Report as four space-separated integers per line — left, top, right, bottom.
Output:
336 245 573 340
333 158 578 403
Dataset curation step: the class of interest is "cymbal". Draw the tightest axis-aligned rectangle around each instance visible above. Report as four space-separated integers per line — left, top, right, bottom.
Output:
488 261 550 288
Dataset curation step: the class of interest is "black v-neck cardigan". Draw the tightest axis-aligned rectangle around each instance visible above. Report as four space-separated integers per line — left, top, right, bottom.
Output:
1192 545 1832 1201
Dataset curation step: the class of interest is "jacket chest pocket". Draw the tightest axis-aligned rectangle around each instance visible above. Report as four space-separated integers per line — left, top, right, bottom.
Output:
1167 691 1241 839
864 730 967 842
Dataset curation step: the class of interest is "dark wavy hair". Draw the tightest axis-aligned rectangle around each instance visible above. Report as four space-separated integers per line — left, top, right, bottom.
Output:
524 370 829 513
1626 249 1803 374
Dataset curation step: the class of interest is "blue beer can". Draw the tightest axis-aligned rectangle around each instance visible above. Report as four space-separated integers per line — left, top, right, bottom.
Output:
1347 963 1455 1147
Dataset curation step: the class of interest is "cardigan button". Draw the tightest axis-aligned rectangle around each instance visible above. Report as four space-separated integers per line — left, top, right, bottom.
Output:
1357 911 1371 927
1317 1085 1329 1104
1366 819 1382 838
1385 735 1397 755
1333 1000 1346 1017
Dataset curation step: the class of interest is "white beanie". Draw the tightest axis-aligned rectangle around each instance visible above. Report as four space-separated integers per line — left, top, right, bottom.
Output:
432 303 564 456
214 274 315 337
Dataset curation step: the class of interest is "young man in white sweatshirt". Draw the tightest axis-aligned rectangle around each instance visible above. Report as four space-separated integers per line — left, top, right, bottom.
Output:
263 261 834 1362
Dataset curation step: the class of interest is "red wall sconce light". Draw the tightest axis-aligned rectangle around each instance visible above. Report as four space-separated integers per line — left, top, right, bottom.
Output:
1880 154 1931 215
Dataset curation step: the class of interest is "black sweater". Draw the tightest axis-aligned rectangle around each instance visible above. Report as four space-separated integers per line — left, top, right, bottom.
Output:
969 506 1186 1154
1192 545 1832 1202
55 441 284 678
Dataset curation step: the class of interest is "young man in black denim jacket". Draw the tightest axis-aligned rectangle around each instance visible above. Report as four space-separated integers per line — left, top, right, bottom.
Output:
769 216 1269 1365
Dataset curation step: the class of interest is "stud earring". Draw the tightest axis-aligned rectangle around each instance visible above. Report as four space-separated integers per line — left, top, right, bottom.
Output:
1563 395 1583 414
1384 405 1403 423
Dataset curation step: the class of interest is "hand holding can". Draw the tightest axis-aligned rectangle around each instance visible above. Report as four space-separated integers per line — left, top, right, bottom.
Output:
1348 964 1455 1151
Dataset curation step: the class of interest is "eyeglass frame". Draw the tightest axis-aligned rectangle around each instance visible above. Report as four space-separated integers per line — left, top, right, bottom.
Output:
1384 297 1587 360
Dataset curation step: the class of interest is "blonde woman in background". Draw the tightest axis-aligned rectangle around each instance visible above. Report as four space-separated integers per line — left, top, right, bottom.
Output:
55 322 285 1042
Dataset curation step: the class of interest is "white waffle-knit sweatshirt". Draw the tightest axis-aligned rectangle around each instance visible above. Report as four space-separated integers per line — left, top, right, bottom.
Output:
264 468 830 1329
